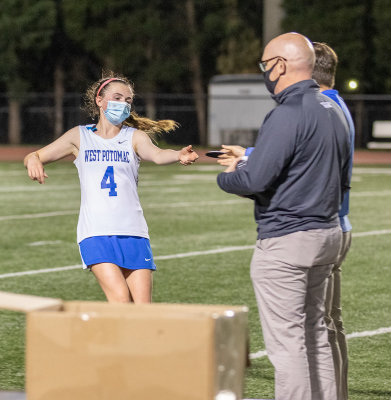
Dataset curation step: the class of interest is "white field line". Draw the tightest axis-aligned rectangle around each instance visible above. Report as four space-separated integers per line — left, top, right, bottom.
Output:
0 265 82 279
353 167 391 175
0 199 248 222
0 245 254 279
154 245 254 260
250 326 391 360
0 169 177 178
138 180 197 187
1 226 391 278
171 174 217 181
1 166 390 177
351 190 391 197
346 326 391 338
353 229 391 237
140 187 183 193
0 185 188 195
3 186 391 222
0 182 191 193
190 165 223 172
0 179 203 193
28 240 63 247
5 186 391 196
144 199 247 208
0 210 77 222
0 169 76 177
0 184 79 192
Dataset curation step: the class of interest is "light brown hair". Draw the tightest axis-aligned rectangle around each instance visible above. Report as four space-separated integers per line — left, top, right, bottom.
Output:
312 42 338 88
83 71 178 136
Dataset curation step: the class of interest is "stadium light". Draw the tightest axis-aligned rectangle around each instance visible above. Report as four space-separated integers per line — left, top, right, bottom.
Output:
347 79 359 91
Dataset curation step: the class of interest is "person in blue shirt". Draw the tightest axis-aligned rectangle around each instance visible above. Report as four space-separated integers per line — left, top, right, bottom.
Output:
312 41 354 400
218 41 353 400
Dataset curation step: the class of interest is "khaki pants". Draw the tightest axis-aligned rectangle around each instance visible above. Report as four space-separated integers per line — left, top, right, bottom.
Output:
250 227 342 400
325 231 352 400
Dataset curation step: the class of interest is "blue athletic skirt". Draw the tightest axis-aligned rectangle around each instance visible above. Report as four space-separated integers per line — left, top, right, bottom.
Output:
79 236 156 271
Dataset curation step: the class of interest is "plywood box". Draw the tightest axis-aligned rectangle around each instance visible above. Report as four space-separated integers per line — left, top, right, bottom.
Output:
0 293 248 400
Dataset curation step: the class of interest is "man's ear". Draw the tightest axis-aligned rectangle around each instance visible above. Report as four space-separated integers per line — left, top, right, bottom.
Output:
277 59 287 76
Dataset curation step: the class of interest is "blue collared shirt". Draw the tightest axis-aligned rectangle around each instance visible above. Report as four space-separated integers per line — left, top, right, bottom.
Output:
322 89 354 232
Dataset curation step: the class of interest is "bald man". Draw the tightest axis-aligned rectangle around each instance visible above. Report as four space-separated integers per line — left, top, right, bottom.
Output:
217 33 351 400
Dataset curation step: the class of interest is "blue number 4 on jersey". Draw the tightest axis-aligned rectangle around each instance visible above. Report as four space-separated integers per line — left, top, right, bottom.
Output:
101 166 118 196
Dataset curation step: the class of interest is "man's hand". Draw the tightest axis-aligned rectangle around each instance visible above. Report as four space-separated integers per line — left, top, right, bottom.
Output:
222 157 240 173
217 145 246 166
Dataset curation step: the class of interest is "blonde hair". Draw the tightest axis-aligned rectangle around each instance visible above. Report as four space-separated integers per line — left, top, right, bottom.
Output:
83 71 179 136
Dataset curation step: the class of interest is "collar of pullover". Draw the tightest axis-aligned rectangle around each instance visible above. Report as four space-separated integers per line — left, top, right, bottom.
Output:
271 79 319 104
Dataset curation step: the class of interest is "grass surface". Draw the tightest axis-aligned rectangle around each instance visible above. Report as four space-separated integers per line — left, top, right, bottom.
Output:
0 160 390 399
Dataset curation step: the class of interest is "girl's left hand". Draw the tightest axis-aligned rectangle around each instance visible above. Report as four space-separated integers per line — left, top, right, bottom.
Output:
178 145 199 165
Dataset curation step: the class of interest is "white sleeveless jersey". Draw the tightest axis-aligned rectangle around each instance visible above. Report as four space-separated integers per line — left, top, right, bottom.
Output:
74 125 149 243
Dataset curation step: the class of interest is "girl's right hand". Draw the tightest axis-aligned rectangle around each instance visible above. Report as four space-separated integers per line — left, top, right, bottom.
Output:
25 153 48 184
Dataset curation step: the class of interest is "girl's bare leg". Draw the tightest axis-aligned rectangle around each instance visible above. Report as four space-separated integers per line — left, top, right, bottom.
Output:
91 263 131 303
123 268 153 304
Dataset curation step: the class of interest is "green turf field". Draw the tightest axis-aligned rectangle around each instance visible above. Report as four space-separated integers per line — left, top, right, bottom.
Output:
0 160 390 399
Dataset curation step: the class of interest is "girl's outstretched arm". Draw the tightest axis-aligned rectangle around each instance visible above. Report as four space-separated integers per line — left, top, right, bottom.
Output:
133 130 198 165
24 126 80 184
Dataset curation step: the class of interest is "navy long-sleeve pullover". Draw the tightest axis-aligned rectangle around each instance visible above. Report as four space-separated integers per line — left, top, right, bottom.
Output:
217 80 351 239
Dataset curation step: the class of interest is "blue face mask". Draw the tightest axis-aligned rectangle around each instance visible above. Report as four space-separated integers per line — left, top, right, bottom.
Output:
104 101 131 125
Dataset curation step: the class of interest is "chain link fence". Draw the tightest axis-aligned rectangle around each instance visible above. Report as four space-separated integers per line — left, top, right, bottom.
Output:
0 93 391 148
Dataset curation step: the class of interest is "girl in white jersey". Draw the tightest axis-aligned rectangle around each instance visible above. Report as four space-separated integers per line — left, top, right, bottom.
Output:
24 73 198 304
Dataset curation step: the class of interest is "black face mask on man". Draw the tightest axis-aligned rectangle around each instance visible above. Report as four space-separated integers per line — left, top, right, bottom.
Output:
263 60 280 94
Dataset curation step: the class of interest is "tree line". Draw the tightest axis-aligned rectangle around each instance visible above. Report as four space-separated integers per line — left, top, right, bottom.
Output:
283 0 391 94
0 0 262 145
0 0 389 144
